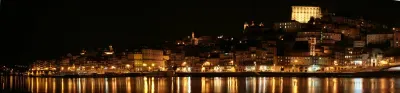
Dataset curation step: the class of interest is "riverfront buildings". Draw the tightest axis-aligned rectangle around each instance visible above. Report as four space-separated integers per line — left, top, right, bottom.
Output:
27 6 400 76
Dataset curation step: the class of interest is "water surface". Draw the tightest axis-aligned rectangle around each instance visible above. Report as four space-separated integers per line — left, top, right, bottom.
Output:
1 76 399 93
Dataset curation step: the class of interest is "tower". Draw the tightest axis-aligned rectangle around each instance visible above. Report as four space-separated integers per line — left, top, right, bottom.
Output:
244 22 249 30
80 49 86 55
191 32 198 45
191 32 195 38
109 45 113 52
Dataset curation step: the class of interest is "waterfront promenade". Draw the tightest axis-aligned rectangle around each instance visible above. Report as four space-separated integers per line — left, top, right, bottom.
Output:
19 71 400 78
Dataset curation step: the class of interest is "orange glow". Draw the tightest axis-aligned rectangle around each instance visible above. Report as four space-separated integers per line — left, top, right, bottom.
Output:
203 62 211 66
181 62 187 66
104 52 114 55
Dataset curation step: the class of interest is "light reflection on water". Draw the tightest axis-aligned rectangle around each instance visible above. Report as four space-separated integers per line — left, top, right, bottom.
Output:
1 76 400 93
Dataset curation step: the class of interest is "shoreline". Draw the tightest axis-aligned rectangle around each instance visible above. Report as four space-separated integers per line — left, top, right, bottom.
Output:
10 71 400 78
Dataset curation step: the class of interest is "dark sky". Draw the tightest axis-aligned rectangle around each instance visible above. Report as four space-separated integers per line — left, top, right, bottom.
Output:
1 0 399 65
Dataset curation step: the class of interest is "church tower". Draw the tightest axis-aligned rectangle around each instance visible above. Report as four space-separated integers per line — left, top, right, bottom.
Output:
109 45 113 52
192 32 195 38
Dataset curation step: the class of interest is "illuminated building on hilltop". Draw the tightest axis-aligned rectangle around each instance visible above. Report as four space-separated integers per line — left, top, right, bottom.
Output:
291 6 322 23
243 21 266 34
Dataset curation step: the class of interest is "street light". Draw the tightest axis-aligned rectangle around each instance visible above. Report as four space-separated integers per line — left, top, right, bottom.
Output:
293 60 298 72
126 64 131 68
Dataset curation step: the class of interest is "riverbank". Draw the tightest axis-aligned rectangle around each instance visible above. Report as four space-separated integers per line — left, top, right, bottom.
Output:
17 71 400 78
176 71 400 77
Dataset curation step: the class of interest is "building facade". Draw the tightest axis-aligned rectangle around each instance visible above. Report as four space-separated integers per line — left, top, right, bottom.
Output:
291 6 322 23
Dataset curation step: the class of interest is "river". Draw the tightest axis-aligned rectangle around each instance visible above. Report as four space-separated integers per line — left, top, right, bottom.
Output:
1 76 399 93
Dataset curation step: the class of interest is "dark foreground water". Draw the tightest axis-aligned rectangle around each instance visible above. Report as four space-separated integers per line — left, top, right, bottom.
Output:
1 76 400 93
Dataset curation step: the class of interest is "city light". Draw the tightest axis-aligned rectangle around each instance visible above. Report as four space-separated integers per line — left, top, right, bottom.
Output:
334 61 338 66
259 66 268 72
380 61 388 65
203 62 210 66
245 66 256 72
23 4 400 77
181 62 187 66
213 66 222 72
104 52 114 55
354 61 362 65
307 65 320 72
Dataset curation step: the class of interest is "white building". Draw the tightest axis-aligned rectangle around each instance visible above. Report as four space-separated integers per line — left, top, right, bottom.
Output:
291 6 322 23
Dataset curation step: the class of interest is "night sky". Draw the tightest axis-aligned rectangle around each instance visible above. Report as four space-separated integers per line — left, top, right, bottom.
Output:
1 0 399 65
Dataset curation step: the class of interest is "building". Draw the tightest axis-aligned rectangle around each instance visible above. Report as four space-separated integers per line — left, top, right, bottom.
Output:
273 21 302 32
344 48 364 66
296 31 341 44
291 6 322 23
142 49 165 71
394 30 400 47
354 41 366 48
198 36 214 46
366 33 393 44
243 21 267 34
334 27 360 39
